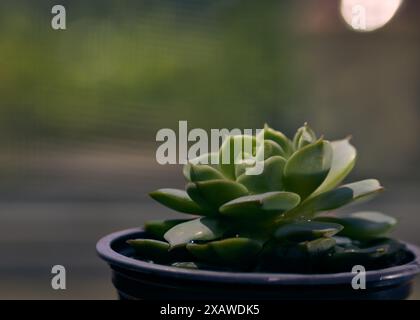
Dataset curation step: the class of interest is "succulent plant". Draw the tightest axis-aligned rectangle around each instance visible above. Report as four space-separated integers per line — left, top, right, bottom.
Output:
128 124 408 273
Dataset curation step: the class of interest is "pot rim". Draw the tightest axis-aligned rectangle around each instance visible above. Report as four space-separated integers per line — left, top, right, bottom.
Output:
97 227 420 286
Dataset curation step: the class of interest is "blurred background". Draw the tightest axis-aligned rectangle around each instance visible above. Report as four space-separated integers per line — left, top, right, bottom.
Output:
0 0 419 299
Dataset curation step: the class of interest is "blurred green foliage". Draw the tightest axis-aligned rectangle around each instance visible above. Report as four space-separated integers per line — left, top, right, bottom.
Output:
0 0 297 144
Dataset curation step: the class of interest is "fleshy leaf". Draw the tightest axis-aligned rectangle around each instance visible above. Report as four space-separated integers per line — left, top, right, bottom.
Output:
236 156 286 194
258 237 336 272
274 221 343 242
219 135 257 180
186 237 263 268
284 140 333 199
293 123 316 150
183 152 221 181
310 139 356 198
315 211 397 240
300 237 336 255
287 179 384 219
183 163 225 182
186 152 220 166
144 124 395 273
150 189 206 215
219 191 300 219
164 217 226 248
263 124 293 157
145 219 192 240
234 156 255 178
332 236 353 247
256 140 285 161
324 238 406 272
127 239 170 262
186 180 248 213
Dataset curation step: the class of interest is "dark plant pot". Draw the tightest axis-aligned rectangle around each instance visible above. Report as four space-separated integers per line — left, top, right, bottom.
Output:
97 228 420 300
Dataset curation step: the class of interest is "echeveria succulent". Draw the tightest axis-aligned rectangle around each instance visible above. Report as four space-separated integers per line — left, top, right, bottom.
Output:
128 124 407 272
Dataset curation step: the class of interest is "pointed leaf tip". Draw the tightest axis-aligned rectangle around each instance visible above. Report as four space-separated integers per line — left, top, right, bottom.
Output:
310 138 357 197
149 188 206 215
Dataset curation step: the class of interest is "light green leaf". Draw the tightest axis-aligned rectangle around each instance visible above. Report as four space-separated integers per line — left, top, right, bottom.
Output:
310 139 356 198
234 156 255 178
315 211 397 239
145 219 192 240
236 156 286 194
256 140 285 161
183 152 220 180
219 135 257 180
284 140 333 199
183 163 225 182
219 191 300 219
164 217 226 248
127 239 170 262
186 237 263 267
300 237 336 255
293 123 316 150
313 179 382 211
186 180 248 213
275 221 343 241
263 124 293 156
150 189 205 215
286 179 384 219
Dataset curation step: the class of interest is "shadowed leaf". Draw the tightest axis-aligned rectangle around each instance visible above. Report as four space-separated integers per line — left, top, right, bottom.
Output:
186 180 248 213
275 221 343 242
284 140 333 199
315 211 397 240
236 156 286 194
187 237 263 268
127 239 170 262
310 139 356 197
286 179 384 219
150 188 206 215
